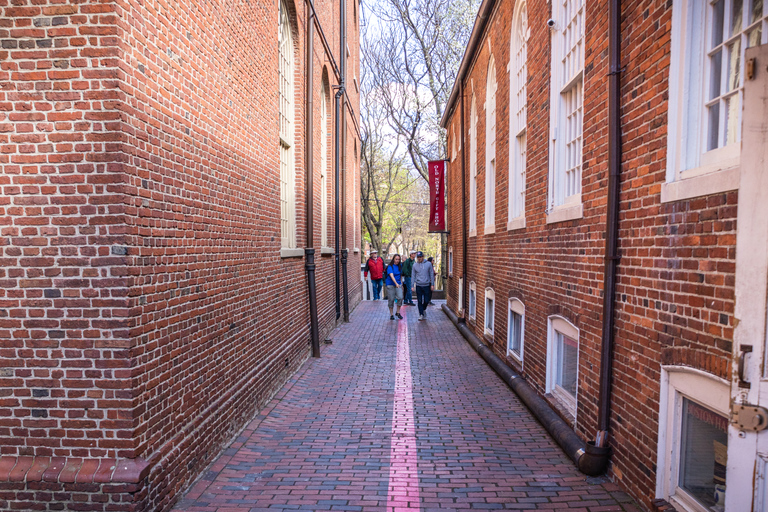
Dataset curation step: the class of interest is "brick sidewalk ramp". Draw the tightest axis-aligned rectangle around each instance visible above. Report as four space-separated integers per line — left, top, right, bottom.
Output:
174 302 639 511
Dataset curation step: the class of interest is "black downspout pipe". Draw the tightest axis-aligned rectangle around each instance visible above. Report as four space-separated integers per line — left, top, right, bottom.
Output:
459 83 468 323
334 92 342 320
596 0 622 448
338 0 349 322
304 3 320 357
341 116 350 322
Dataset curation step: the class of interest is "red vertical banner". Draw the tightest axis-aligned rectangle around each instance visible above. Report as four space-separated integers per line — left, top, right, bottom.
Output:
428 160 447 232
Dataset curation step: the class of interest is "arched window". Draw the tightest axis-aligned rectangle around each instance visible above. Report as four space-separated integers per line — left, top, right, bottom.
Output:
546 315 579 418
469 93 478 235
320 79 329 248
484 288 495 335
509 1 528 227
507 298 525 362
485 56 497 233
279 0 296 249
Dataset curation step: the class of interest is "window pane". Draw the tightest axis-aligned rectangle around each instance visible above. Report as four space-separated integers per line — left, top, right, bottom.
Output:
732 0 744 36
708 103 721 151
509 311 522 355
748 26 762 47
712 0 725 47
710 49 722 100
556 333 578 395
727 39 741 91
679 399 728 511
751 0 763 22
724 94 740 145
486 298 494 331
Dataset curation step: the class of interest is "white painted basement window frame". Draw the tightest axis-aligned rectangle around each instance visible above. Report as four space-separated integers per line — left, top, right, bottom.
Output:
546 315 579 419
485 56 497 234
469 281 477 321
484 288 495 336
508 0 528 231
507 298 525 364
655 366 730 512
664 0 767 203
458 277 464 313
448 246 454 276
547 0 585 224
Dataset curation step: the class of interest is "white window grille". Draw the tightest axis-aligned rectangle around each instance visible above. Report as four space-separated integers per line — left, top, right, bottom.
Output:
665 0 766 201
320 82 329 248
484 288 495 335
469 281 476 320
509 1 528 226
469 94 478 235
546 316 579 418
549 0 584 212
279 0 296 249
507 298 525 362
485 57 497 233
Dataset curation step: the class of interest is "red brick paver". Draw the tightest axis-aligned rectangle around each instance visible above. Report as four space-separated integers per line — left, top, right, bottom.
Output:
173 302 639 511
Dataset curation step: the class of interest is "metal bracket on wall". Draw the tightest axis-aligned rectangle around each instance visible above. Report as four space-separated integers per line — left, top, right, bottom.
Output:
731 403 768 432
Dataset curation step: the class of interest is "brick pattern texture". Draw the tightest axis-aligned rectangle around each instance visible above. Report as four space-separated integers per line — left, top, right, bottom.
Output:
0 0 362 510
443 0 735 510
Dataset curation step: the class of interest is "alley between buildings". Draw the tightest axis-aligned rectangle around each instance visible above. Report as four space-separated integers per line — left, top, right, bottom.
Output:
173 302 638 512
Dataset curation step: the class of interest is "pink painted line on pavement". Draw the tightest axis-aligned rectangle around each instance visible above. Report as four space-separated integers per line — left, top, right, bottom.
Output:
387 311 420 511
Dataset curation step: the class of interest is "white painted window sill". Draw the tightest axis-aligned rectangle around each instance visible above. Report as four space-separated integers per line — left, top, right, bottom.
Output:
353 248 360 253
280 248 305 258
469 229 477 238
484 224 495 235
660 166 739 203
320 247 334 255
546 203 583 224
507 216 525 231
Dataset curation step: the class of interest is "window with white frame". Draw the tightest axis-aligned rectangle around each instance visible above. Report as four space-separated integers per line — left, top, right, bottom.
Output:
509 1 528 228
485 57 497 233
665 0 766 201
469 94 478 235
448 247 454 276
546 316 579 417
320 80 329 248
458 278 464 312
656 367 730 512
452 125 457 161
279 0 296 249
469 281 476 320
549 0 584 216
353 143 358 250
507 298 524 362
484 288 495 335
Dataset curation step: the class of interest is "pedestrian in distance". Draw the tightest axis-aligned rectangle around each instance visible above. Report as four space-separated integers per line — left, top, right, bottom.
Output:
411 251 435 321
364 249 385 300
427 256 437 305
385 254 404 320
402 250 417 306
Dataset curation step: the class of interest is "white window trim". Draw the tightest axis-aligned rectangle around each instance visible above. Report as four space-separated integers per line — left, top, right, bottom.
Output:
548 0 584 215
458 277 464 313
546 315 579 419
655 366 729 512
320 82 329 248
484 288 495 336
485 56 497 234
469 281 477 321
469 94 478 236
508 0 528 230
278 0 297 249
448 246 454 277
507 298 525 364
662 0 760 202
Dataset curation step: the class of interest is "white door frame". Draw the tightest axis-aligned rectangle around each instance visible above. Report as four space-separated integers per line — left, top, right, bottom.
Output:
726 43 768 512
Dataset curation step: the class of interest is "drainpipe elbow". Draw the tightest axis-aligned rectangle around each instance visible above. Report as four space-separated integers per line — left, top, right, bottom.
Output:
576 440 611 476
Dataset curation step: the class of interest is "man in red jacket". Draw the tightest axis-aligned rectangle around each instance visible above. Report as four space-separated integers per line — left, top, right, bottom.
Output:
364 249 385 300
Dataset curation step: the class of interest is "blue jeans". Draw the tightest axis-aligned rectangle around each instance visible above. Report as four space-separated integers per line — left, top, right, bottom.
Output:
416 285 431 316
372 279 384 300
403 276 413 303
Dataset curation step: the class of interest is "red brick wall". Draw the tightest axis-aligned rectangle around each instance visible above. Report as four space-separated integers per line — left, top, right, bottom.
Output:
0 0 361 509
444 0 735 510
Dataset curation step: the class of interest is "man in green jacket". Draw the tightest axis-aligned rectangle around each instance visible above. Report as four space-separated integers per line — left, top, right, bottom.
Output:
401 250 416 306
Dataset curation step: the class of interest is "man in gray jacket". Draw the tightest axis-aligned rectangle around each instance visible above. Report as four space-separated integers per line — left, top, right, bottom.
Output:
411 251 435 320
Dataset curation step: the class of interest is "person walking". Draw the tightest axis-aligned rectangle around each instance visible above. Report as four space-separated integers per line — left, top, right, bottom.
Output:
401 250 416 306
364 249 385 300
411 251 434 321
385 254 404 320
427 256 437 305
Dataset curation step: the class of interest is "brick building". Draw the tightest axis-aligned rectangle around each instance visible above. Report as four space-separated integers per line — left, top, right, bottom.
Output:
0 0 361 509
442 0 768 511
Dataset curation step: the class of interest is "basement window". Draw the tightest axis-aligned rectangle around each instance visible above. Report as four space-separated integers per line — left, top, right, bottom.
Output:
469 282 476 321
507 298 525 363
448 247 454 277
546 316 579 418
484 288 495 336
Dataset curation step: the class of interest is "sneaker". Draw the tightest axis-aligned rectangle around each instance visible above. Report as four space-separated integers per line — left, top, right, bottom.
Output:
396 313 403 320
418 315 424 321
390 315 395 320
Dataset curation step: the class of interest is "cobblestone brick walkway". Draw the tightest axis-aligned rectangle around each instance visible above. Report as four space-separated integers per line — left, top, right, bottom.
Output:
174 302 639 511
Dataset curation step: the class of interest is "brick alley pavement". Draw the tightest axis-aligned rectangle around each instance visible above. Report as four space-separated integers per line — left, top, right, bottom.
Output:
174 302 639 511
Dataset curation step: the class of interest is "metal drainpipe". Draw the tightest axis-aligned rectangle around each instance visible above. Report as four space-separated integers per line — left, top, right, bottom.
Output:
596 0 622 448
334 92 342 320
341 108 350 322
304 2 320 357
459 83 468 323
335 0 347 322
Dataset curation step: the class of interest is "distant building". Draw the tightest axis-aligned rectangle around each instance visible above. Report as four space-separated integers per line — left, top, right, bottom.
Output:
441 0 767 511
0 0 361 510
